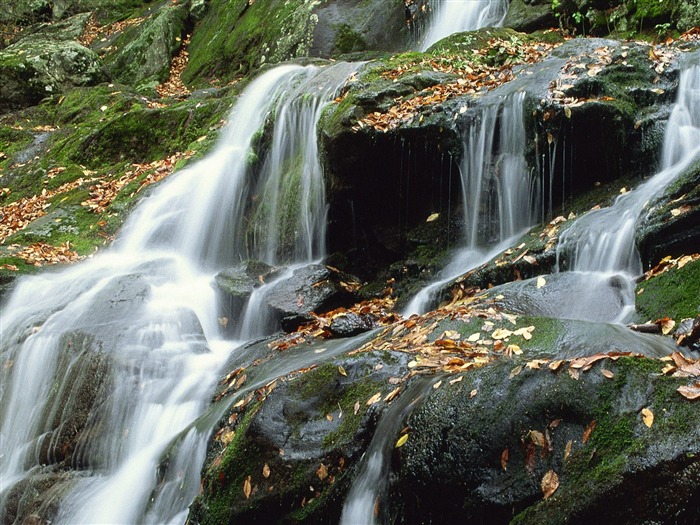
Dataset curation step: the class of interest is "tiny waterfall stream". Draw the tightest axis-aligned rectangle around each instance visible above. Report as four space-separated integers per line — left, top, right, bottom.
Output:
0 62 359 524
419 0 510 51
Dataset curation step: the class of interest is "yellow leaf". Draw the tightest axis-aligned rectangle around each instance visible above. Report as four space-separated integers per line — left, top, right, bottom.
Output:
467 332 481 342
395 433 409 448
564 439 573 461
536 276 546 289
243 475 252 499
529 430 545 447
338 365 347 376
541 470 559 499
263 464 270 478
426 212 439 222
492 328 513 340
601 369 614 379
316 463 328 481
366 392 381 405
641 407 654 428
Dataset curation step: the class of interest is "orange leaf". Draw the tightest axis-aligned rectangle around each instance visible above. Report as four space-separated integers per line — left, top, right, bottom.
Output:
678 382 700 400
582 420 597 443
541 470 560 499
243 475 252 499
641 407 654 428
501 448 509 471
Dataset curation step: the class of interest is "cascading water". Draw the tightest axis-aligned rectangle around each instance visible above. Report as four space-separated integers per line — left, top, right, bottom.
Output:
404 92 536 314
0 61 358 524
419 0 509 51
549 57 700 323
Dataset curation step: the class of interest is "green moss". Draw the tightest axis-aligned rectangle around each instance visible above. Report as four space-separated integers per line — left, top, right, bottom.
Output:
636 259 700 322
333 23 366 54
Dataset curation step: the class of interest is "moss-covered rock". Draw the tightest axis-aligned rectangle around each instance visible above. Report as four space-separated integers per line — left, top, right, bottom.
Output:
636 158 700 268
104 2 188 89
636 258 700 323
0 36 107 112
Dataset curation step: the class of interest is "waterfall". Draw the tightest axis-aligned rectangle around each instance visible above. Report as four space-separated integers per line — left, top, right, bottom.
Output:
340 378 433 525
553 59 700 322
420 0 509 51
404 92 536 314
0 62 358 524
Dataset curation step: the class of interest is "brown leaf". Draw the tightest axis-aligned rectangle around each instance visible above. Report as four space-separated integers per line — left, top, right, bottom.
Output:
366 392 382 405
525 442 536 473
354 401 361 415
601 369 614 379
564 439 573 461
541 470 560 499
582 420 597 443
262 464 270 478
678 382 700 400
243 475 252 499
529 430 545 447
641 407 654 428
316 463 328 481
501 448 509 471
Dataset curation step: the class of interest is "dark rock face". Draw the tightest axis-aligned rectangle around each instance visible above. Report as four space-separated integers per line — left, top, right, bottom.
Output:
264 263 358 332
389 358 700 524
637 158 700 269
214 260 278 330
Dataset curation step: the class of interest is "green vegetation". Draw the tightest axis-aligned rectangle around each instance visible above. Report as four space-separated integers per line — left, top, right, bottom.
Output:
636 259 700 322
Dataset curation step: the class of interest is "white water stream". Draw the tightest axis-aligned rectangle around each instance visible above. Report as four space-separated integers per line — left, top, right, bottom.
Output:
0 62 358 524
404 92 536 315
420 0 509 51
549 58 700 323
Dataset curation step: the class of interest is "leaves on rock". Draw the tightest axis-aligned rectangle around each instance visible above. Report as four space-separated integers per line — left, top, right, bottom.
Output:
395 433 409 448
582 420 597 443
541 470 559 499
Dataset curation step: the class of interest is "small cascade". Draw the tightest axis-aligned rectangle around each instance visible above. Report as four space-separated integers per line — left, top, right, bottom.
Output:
405 92 536 314
340 378 433 525
552 59 700 322
420 0 509 51
0 62 358 524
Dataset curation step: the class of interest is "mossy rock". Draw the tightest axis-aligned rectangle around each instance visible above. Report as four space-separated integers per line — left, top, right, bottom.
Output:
0 37 108 112
390 356 700 524
636 157 700 268
104 2 188 88
636 259 700 323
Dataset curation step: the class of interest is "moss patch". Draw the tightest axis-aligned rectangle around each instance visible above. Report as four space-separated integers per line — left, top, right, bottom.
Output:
636 259 700 322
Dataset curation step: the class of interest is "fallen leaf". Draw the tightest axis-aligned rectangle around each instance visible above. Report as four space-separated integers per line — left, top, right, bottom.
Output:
549 360 564 371
530 430 545 447
541 470 560 499
641 407 654 428
468 332 481 342
384 387 401 402
433 380 443 389
470 388 478 398
509 365 523 379
366 392 381 405
426 212 439 222
501 448 509 470
492 328 513 340
564 439 573 461
601 369 614 379
243 475 252 499
263 464 270 478
354 401 360 415
678 382 700 400
536 276 546 289
396 433 409 448
449 376 464 385
338 365 347 376
316 463 328 481
582 420 597 443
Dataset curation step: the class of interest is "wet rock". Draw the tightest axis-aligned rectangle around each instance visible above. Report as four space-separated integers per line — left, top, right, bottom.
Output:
214 260 279 329
636 157 700 268
264 263 359 332
390 357 700 524
190 350 412 524
328 312 376 337
675 316 700 349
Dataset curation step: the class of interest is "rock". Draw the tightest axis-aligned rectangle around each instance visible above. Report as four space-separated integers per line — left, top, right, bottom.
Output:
184 0 408 85
675 316 700 349
189 350 412 524
0 38 107 113
390 357 700 524
214 260 279 329
636 158 700 268
104 3 188 89
328 311 376 337
264 263 359 332
503 0 557 33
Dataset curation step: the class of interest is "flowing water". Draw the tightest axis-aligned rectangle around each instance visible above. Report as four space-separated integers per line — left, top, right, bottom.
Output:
420 0 509 51
547 58 700 322
404 92 536 315
0 62 358 524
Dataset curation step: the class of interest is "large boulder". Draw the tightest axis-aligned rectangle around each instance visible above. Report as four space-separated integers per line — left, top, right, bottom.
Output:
0 32 107 112
183 0 407 86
